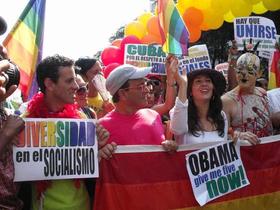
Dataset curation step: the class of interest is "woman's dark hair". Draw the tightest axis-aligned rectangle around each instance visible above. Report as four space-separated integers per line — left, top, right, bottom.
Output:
187 79 225 137
75 57 97 76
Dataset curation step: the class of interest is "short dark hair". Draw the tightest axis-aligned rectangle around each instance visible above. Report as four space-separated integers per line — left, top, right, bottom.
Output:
112 80 129 103
75 57 97 76
36 54 74 93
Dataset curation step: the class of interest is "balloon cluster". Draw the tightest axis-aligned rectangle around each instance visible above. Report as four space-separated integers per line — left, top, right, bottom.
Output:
101 0 280 77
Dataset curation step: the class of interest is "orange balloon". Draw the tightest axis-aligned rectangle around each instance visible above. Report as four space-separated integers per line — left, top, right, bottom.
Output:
141 34 162 45
188 26 201 43
111 39 122 48
183 7 204 27
147 16 161 37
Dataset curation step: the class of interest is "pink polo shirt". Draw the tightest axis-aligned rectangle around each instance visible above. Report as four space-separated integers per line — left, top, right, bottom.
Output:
99 108 165 145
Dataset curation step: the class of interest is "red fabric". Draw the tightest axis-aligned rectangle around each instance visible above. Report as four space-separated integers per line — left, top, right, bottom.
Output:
26 92 81 199
94 141 280 210
271 50 280 87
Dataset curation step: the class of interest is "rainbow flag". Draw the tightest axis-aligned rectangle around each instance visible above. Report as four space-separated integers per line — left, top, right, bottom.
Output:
157 0 189 55
94 138 280 210
3 0 46 100
268 50 280 90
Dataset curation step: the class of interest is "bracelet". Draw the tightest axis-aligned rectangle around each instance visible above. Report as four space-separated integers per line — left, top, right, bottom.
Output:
166 81 176 87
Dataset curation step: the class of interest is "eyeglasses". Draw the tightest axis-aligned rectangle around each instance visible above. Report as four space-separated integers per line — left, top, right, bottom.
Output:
76 85 88 95
121 81 150 93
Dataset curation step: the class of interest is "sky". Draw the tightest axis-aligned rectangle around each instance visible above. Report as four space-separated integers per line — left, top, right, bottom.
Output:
0 0 151 60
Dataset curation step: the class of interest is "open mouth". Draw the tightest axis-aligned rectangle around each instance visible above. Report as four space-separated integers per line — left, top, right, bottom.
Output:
241 79 248 83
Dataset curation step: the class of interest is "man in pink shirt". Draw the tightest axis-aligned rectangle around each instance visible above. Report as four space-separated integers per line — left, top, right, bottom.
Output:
98 64 177 159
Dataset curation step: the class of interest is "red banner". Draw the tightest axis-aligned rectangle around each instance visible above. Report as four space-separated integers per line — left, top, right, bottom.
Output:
94 138 280 210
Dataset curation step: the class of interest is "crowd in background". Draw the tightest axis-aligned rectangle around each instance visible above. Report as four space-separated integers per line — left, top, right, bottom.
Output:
1 32 280 209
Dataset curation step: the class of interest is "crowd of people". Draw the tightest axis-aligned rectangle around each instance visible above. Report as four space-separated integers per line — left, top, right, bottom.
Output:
1 18 280 210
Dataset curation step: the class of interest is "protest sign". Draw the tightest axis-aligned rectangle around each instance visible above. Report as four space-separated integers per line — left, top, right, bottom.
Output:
234 16 277 52
13 118 98 181
179 44 211 73
215 62 228 82
186 141 249 206
124 44 211 74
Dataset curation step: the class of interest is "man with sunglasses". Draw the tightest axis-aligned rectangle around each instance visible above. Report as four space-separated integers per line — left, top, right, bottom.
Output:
75 74 96 119
75 57 114 118
98 64 178 159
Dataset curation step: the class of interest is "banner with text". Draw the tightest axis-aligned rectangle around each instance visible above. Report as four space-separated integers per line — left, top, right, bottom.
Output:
124 44 211 74
186 141 249 206
234 16 277 52
13 118 98 181
94 137 280 210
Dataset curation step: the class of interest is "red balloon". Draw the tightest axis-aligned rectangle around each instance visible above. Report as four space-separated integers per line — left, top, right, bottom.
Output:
119 35 142 62
120 35 141 51
103 63 121 79
101 46 122 66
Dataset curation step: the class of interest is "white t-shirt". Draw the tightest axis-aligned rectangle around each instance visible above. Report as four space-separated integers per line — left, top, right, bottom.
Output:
267 88 280 114
170 97 228 145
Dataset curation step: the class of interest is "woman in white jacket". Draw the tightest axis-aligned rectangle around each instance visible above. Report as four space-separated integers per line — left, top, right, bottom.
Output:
170 68 228 145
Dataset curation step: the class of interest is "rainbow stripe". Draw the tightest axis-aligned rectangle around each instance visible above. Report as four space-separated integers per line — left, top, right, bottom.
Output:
94 139 280 210
3 0 45 100
268 50 280 90
157 0 189 55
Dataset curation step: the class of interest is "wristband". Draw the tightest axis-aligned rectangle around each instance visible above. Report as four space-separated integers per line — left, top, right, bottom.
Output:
166 81 176 87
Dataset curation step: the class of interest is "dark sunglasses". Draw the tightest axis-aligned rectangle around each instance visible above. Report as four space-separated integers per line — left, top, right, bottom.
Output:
76 85 88 95
147 79 161 87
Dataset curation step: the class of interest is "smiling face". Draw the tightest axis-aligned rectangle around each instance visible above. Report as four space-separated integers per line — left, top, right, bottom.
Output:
50 66 79 105
121 78 150 109
191 74 214 102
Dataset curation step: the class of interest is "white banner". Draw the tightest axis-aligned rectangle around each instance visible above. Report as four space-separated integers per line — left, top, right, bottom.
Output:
124 44 211 74
186 141 249 206
13 118 99 181
234 16 277 52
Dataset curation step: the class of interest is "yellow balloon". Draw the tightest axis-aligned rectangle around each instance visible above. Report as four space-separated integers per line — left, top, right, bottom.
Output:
177 0 194 9
137 12 154 27
176 0 195 16
193 0 211 10
231 0 252 17
262 0 280 11
252 1 268 14
243 0 261 4
200 22 209 31
210 0 231 15
124 21 147 40
202 9 224 30
224 10 235 23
